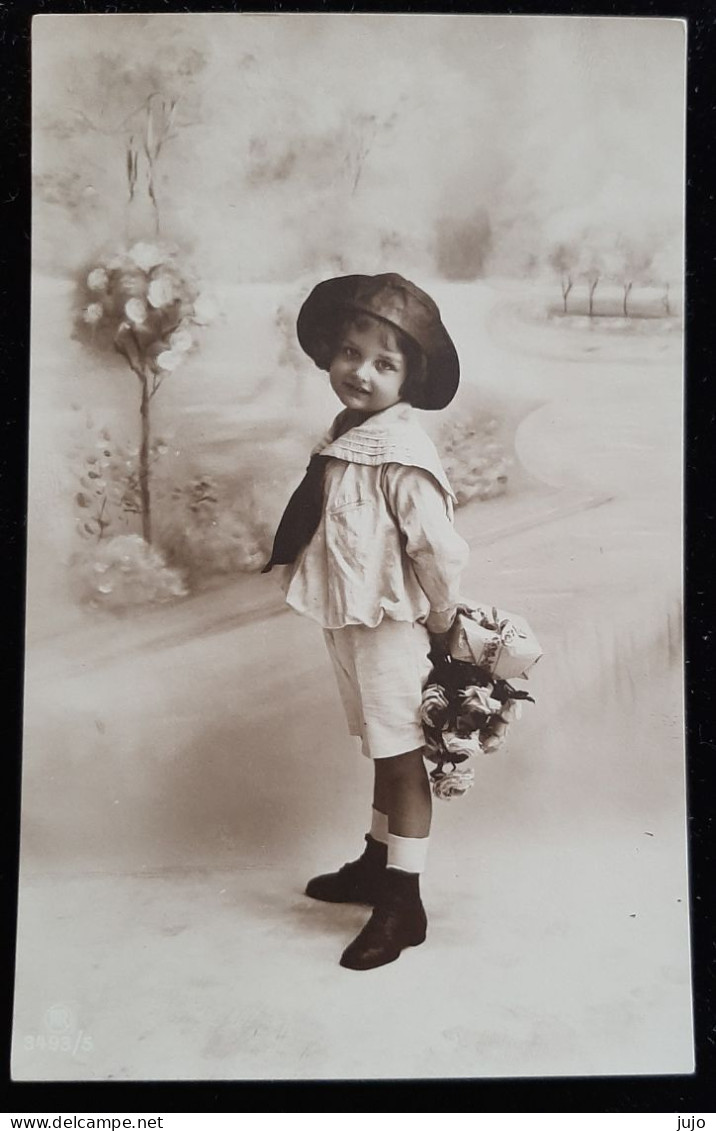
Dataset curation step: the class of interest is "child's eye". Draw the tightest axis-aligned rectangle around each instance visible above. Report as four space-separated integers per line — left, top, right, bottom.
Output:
376 359 395 372
342 346 359 360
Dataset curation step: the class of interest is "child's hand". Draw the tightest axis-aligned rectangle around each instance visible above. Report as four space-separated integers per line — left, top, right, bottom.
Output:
455 601 478 620
428 602 475 656
428 628 452 657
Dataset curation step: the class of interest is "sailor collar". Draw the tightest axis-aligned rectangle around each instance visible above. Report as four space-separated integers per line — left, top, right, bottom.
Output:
312 402 456 502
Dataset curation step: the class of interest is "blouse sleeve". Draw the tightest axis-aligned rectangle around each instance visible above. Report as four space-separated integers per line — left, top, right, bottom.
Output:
381 463 470 634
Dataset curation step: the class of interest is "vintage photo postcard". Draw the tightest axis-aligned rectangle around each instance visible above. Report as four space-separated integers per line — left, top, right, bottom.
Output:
13 12 690 1081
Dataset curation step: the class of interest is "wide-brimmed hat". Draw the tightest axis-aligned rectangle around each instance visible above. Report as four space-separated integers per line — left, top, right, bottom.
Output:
296 273 460 410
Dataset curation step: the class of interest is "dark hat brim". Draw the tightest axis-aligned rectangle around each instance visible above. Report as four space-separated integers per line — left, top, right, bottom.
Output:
296 273 460 411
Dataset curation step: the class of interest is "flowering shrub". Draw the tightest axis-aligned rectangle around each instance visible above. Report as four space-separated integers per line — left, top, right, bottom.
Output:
155 473 273 585
72 423 168 543
71 534 187 612
437 415 511 506
74 242 213 372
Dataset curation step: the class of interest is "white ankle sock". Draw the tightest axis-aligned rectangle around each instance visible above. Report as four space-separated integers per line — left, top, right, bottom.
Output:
369 808 389 845
387 833 429 874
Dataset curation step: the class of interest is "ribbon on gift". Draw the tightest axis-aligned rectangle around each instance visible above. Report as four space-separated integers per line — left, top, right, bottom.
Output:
469 606 528 645
448 602 543 680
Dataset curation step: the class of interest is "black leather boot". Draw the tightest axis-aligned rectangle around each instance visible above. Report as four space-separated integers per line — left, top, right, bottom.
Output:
305 834 387 905
339 868 427 970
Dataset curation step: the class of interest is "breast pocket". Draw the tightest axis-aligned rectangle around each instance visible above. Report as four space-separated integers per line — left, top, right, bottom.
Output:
326 499 377 570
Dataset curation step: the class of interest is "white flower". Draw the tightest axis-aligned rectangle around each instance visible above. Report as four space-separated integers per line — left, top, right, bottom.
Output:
125 298 147 325
459 685 501 717
87 268 109 292
128 242 165 272
481 718 510 754
192 293 218 325
148 275 176 309
82 303 104 325
481 731 507 755
500 699 523 724
156 350 182 371
443 731 483 761
169 326 193 352
433 766 475 800
420 684 449 728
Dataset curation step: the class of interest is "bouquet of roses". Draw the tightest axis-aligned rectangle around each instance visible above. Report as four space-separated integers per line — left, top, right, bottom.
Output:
421 603 541 800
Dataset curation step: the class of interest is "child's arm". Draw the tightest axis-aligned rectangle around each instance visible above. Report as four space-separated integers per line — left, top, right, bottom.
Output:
381 463 469 635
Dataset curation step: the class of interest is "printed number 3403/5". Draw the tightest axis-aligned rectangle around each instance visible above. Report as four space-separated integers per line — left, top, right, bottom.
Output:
23 1033 94 1053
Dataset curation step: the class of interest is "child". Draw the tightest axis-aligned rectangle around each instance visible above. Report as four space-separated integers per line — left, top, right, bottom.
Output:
263 273 469 971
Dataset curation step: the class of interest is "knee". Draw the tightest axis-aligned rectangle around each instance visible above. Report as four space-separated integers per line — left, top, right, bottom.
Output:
375 747 426 785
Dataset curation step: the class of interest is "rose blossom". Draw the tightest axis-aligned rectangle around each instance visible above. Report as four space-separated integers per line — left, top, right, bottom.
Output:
460 685 501 716
442 731 482 761
433 766 475 800
420 684 449 728
148 275 176 309
82 303 104 325
500 699 523 724
169 327 193 352
129 242 165 272
156 350 182 371
480 718 510 754
87 268 109 292
125 298 147 325
192 293 218 324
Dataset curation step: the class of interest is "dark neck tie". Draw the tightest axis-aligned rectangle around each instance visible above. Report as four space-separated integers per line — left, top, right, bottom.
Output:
261 454 329 573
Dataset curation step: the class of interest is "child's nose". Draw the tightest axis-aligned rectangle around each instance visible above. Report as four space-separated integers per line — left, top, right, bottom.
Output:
356 359 373 381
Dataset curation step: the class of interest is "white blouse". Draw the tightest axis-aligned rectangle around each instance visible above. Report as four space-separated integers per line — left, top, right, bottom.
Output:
276 404 469 633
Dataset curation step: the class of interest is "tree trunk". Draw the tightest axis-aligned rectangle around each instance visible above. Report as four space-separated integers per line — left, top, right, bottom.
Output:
126 153 159 243
623 281 633 318
139 378 152 544
561 277 573 314
148 170 161 238
588 278 599 317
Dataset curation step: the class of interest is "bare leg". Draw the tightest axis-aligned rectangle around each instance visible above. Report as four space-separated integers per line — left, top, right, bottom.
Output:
373 747 432 838
341 748 430 969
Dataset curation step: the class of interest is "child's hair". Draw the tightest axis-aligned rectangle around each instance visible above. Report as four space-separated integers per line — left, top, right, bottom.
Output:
315 311 429 407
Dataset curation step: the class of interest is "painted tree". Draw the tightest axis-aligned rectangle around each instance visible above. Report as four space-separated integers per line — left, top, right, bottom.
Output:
608 236 655 317
548 242 575 313
434 207 493 280
73 243 215 545
344 110 398 195
246 106 398 200
577 242 603 318
33 39 208 261
649 237 682 317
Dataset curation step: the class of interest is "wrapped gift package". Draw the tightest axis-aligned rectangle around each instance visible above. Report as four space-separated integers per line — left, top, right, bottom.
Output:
448 603 543 680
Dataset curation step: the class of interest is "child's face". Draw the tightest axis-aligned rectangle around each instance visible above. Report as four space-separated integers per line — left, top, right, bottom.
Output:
329 318 407 414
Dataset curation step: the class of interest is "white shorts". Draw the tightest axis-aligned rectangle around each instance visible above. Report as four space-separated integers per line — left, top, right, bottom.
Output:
323 618 433 760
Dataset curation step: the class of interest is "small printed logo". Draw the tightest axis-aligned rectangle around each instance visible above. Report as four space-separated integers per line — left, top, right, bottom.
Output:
44 1003 74 1034
20 1003 94 1057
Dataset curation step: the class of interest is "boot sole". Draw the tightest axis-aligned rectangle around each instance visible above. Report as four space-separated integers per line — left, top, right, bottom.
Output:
304 889 377 906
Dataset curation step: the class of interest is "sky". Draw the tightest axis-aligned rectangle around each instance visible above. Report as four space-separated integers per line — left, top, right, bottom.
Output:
32 13 686 281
